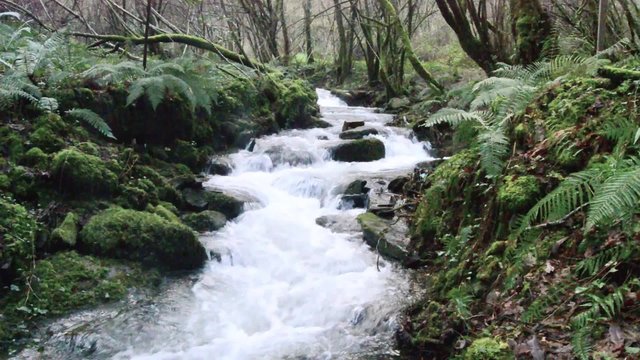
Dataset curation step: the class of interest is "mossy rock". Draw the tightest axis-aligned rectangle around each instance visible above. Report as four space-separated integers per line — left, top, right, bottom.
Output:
7 166 37 200
331 138 386 162
21 147 49 169
80 207 206 270
0 251 161 345
0 198 36 284
50 212 78 247
464 337 513 360
0 127 25 161
357 212 414 263
0 174 9 191
51 148 118 197
183 210 227 232
29 114 68 153
182 188 244 219
497 175 540 213
170 140 207 171
75 141 100 156
147 204 180 223
118 178 160 210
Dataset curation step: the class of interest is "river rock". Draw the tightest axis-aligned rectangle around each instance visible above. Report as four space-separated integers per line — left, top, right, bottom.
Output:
331 138 385 162
265 145 317 166
207 157 232 176
339 179 370 209
388 176 410 194
388 97 411 110
182 188 244 219
356 212 415 264
316 215 361 233
182 210 227 232
342 120 365 131
339 126 379 140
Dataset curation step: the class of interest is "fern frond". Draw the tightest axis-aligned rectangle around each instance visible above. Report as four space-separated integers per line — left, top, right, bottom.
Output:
571 327 593 360
66 108 116 140
477 127 509 178
81 61 144 85
126 74 196 112
421 108 491 128
586 166 640 229
516 166 606 236
575 244 635 277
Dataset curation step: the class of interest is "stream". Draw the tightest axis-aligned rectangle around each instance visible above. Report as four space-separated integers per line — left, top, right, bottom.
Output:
16 89 434 360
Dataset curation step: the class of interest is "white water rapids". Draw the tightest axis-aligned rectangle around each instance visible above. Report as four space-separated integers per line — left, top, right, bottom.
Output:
16 89 433 360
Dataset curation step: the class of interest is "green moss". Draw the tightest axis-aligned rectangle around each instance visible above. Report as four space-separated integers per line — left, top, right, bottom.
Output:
0 251 161 346
7 166 36 200
205 191 244 219
0 174 9 190
147 204 180 223
21 147 49 169
182 210 227 232
0 128 25 161
80 207 206 270
464 337 513 360
273 77 319 129
118 178 159 210
497 175 540 212
170 140 207 171
28 114 69 153
51 148 118 197
0 197 36 283
75 141 100 156
50 212 78 247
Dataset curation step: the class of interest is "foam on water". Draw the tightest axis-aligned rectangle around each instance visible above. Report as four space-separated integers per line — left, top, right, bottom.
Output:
15 89 434 360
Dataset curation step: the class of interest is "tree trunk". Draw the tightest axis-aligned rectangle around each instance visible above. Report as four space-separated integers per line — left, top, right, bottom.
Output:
73 33 266 71
304 0 314 63
277 0 290 64
142 0 153 70
377 0 443 92
511 0 551 64
597 0 609 52
334 0 350 83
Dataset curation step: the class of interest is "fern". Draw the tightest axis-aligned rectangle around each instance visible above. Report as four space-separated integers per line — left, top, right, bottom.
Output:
515 165 606 236
575 244 635 277
66 108 116 140
80 61 145 85
421 108 492 128
126 74 196 112
572 327 593 360
586 165 640 229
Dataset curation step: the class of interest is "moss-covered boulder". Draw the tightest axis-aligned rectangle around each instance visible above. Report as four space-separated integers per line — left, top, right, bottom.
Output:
497 175 540 212
0 251 161 345
464 338 513 360
147 204 180 223
21 147 49 169
50 212 78 247
331 138 386 162
0 198 36 284
182 188 244 219
51 148 118 196
118 178 160 210
183 210 227 232
28 114 68 153
80 207 207 270
357 212 414 263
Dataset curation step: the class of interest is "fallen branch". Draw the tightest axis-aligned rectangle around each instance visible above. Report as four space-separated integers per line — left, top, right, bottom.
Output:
72 33 266 71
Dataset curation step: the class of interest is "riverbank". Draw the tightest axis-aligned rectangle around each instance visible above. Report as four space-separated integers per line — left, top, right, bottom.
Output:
394 61 640 359
0 26 323 354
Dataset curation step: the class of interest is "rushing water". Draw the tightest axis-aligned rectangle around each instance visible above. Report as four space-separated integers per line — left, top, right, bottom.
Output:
16 90 433 360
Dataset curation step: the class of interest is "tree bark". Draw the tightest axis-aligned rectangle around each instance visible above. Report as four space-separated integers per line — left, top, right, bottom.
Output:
334 0 350 83
511 0 551 64
597 0 609 52
304 0 314 63
277 0 291 64
142 0 153 70
73 33 266 71
377 0 443 92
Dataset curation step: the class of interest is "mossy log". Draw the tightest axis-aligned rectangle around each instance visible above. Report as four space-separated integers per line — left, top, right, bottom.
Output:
72 33 266 71
597 66 640 83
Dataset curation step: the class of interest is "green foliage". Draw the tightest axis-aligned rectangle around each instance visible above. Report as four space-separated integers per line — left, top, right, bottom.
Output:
0 196 36 282
79 207 207 270
464 338 513 360
497 175 540 212
51 148 118 196
50 212 78 247
66 108 116 140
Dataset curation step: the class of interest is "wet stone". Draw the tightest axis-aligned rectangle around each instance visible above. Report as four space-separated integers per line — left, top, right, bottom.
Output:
342 120 366 131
